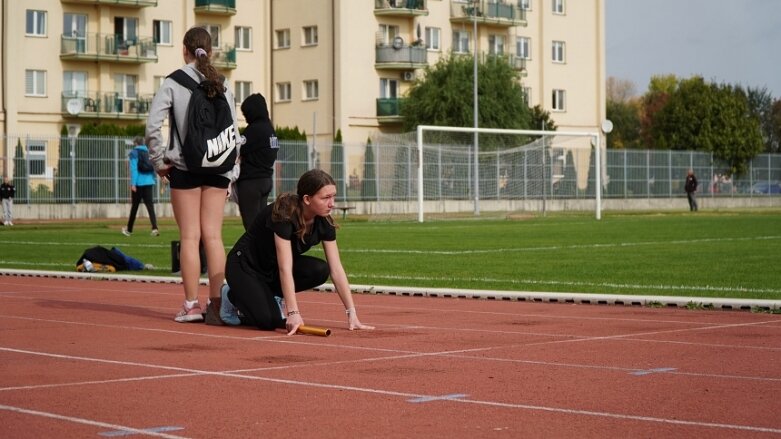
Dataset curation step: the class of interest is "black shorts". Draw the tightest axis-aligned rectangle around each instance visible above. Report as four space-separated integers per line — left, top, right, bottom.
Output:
167 167 230 190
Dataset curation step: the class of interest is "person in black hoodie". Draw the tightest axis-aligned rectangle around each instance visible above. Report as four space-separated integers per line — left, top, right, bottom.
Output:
236 93 279 230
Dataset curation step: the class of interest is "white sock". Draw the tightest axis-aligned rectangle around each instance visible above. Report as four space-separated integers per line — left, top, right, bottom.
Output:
185 299 198 309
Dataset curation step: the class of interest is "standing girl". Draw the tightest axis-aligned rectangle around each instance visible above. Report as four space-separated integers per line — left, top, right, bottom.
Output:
145 27 238 323
222 169 373 334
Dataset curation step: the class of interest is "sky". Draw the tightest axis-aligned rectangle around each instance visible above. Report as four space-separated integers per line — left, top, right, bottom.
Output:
606 0 781 99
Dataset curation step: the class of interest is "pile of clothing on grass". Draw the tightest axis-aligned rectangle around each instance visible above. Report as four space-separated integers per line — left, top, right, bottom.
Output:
76 246 149 272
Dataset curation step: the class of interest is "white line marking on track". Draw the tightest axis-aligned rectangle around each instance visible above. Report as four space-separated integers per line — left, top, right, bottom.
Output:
1 347 779 435
0 404 191 438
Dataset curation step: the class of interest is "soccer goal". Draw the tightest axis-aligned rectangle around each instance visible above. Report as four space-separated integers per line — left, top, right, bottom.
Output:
415 125 603 222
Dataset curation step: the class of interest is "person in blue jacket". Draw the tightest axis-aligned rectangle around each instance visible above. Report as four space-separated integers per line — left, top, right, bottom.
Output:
122 136 159 236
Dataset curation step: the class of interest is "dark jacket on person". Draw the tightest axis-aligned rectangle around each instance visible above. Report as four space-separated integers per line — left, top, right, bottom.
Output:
685 175 698 193
0 182 15 199
238 93 278 181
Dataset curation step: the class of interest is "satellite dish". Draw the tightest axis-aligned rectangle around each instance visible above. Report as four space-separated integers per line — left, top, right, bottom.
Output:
392 36 404 50
67 99 83 115
601 119 613 134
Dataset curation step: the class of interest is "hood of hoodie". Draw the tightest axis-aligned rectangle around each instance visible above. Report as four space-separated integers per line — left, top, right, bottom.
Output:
241 93 269 123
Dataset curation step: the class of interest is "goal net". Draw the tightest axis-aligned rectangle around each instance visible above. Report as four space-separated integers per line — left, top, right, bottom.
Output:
409 125 603 222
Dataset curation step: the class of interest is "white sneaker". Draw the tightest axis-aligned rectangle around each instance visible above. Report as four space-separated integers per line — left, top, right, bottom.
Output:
121 227 131 236
151 229 160 237
2 221 7 226
7 221 12 226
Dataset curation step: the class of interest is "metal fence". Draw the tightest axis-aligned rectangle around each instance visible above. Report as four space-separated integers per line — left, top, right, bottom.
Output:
2 134 780 205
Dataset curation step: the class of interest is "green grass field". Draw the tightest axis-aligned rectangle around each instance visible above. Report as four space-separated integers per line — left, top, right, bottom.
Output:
1 209 779 300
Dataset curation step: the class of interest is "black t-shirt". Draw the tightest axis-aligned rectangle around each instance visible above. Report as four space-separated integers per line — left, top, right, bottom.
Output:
233 203 336 279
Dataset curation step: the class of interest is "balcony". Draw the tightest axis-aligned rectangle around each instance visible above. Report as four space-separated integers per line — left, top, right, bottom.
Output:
194 0 237 15
60 33 157 64
374 0 428 17
375 42 427 70
483 52 527 75
212 45 237 69
60 0 157 7
450 0 526 27
61 91 154 120
376 98 406 124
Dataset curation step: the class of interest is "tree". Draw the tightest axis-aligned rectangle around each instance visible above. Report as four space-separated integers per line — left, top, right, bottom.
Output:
744 86 779 153
13 139 28 202
772 99 781 154
606 99 641 149
529 105 557 131
401 53 531 149
361 138 377 200
640 74 678 148
606 76 638 103
650 77 763 176
330 129 346 202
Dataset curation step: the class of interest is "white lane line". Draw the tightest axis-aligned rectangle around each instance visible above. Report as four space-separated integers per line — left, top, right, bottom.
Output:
0 404 191 438
1 347 779 435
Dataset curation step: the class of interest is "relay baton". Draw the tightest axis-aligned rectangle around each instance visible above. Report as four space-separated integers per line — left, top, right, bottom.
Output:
297 325 331 337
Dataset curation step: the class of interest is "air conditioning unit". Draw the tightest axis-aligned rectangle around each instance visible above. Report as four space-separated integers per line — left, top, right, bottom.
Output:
402 71 416 81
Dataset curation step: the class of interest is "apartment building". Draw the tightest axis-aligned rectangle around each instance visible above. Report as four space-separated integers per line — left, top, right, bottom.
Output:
2 0 605 178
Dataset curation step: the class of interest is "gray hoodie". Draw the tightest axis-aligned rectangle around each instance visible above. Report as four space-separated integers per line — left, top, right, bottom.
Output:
145 63 239 178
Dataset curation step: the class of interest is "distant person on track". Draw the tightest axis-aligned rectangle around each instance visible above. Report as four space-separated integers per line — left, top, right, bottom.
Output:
685 169 698 212
1 175 14 226
122 136 159 237
214 169 374 335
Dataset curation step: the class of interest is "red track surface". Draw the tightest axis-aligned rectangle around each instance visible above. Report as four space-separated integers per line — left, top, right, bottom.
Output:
1 275 780 438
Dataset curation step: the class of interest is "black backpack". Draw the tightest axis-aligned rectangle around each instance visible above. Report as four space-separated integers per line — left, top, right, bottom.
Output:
167 69 237 174
136 148 154 173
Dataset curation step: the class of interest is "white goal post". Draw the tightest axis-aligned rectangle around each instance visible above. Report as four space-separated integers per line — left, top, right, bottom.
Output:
416 125 603 222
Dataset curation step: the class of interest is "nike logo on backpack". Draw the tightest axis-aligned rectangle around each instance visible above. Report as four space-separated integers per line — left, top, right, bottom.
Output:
202 126 237 168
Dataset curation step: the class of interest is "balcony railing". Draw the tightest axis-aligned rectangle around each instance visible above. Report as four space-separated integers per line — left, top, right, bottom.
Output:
375 44 427 69
60 0 157 7
374 0 429 16
376 98 407 123
483 52 527 74
212 45 237 69
60 33 157 63
61 91 154 120
450 0 526 26
194 0 237 15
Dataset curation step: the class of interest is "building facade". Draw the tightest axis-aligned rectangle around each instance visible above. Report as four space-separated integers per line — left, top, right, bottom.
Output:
1 0 605 178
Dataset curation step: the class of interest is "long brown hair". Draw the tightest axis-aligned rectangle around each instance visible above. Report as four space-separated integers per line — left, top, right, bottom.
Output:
182 27 225 98
272 169 337 242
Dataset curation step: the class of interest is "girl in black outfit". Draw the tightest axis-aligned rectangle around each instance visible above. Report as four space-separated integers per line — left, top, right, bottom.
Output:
236 93 278 230
222 169 373 335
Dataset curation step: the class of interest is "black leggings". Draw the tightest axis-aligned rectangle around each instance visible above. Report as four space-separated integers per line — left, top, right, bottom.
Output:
127 185 158 232
236 177 273 231
225 248 330 330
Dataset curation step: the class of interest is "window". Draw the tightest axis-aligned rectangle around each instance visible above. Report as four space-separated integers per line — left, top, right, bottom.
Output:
519 0 531 11
276 82 291 102
27 140 47 177
114 17 138 43
522 87 531 105
516 37 531 59
453 30 470 54
63 71 87 98
25 70 46 96
114 74 137 99
552 0 565 14
378 24 399 46
552 89 566 111
235 26 251 50
303 26 318 46
153 20 172 45
26 10 47 36
380 78 398 99
425 27 441 50
488 34 505 55
204 24 221 47
153 75 166 91
552 41 565 62
276 29 290 49
234 81 251 104
63 13 87 53
303 80 319 100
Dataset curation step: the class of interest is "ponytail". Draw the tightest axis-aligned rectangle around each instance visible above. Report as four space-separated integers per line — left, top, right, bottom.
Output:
183 27 225 98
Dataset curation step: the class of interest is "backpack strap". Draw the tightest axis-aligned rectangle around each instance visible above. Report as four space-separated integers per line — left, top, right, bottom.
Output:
165 69 200 151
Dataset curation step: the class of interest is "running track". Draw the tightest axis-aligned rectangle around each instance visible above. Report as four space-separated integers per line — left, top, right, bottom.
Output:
1 274 780 438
